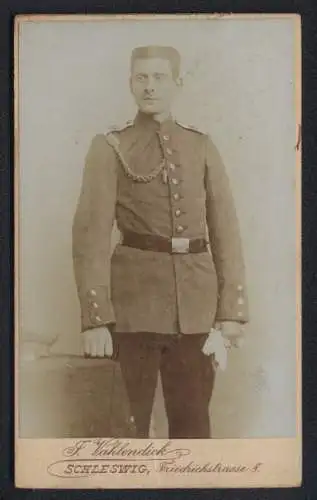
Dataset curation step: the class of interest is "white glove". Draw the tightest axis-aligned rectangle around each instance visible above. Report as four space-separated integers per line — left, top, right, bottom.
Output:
202 328 228 371
82 326 113 358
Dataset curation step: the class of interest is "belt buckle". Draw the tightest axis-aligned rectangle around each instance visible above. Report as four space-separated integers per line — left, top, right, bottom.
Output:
171 237 190 254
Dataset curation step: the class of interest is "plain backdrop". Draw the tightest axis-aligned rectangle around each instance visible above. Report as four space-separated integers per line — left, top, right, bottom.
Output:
18 17 298 438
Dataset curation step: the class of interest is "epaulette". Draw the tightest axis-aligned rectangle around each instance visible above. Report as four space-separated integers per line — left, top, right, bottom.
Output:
175 121 205 135
104 120 134 150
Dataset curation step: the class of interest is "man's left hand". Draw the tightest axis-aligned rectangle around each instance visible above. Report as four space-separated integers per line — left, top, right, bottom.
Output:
202 321 246 371
215 321 245 348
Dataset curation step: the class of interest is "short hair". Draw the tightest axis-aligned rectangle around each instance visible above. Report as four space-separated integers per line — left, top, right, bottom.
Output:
131 46 181 78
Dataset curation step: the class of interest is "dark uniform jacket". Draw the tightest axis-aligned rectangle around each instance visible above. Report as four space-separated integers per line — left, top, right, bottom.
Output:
72 112 249 334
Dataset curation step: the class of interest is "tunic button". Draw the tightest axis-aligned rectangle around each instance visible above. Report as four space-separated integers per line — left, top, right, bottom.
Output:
175 209 181 217
166 148 173 155
171 178 179 185
92 302 99 309
237 312 243 318
173 193 180 201
169 163 176 170
90 289 97 296
163 135 169 141
176 225 184 233
95 316 102 322
237 298 244 305
237 285 243 292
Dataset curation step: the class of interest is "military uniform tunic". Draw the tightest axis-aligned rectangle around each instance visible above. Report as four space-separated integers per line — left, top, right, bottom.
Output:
72 112 249 335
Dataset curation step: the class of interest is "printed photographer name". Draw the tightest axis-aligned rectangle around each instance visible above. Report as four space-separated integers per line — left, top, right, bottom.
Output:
62 439 190 460
46 439 263 479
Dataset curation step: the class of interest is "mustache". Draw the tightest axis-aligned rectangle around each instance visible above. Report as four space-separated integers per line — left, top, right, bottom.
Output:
142 90 157 97
142 95 158 100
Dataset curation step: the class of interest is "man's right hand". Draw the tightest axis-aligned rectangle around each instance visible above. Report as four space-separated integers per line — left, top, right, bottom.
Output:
82 326 113 358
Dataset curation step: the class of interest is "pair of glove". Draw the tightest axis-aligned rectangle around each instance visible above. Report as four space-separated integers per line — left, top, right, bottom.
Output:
83 321 245 372
202 328 243 371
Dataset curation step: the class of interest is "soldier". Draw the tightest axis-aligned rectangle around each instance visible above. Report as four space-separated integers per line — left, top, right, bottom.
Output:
72 45 249 439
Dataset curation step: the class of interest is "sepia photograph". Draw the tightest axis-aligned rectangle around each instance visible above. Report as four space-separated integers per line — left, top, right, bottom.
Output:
15 14 301 488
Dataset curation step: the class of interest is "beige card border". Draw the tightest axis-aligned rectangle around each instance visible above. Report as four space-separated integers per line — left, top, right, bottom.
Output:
14 13 302 489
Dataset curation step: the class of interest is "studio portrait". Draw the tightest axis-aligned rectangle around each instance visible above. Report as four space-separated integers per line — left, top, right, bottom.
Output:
16 16 299 444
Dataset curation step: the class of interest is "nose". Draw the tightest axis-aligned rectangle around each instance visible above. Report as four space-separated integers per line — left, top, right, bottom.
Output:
144 76 155 93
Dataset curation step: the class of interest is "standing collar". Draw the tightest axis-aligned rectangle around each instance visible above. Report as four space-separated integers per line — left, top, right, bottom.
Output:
133 111 175 132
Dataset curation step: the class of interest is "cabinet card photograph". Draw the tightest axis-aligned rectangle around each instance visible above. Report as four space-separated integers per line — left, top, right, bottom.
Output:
15 14 301 488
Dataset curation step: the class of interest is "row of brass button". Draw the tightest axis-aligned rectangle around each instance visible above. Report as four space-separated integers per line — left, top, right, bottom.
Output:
160 133 185 235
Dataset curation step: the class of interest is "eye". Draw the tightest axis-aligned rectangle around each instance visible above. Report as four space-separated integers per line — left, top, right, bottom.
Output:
135 74 146 82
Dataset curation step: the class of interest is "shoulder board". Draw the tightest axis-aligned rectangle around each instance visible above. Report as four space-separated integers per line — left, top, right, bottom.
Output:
104 120 134 151
175 121 205 135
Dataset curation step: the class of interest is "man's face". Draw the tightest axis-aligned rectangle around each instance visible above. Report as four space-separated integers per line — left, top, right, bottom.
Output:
130 57 180 115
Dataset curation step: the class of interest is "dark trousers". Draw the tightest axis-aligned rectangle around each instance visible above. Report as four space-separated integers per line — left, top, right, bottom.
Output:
115 332 216 439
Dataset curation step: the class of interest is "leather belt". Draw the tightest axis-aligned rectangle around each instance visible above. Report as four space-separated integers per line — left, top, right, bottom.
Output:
122 231 208 254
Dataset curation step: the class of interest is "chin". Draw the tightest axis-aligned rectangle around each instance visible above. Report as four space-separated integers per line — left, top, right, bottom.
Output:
139 103 162 115
141 108 160 115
